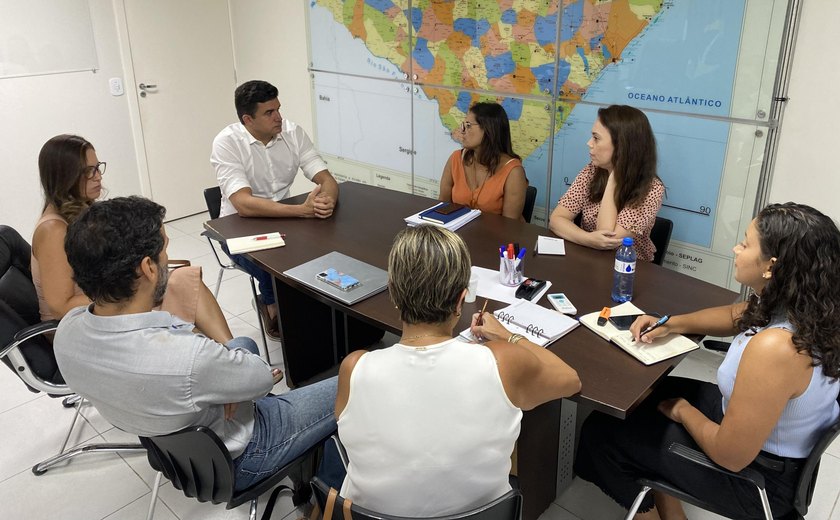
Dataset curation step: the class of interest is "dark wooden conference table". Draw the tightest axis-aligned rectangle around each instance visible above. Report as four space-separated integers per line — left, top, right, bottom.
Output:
205 181 737 520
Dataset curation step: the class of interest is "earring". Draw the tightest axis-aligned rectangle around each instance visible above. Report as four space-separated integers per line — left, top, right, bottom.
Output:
455 311 461 317
762 272 771 279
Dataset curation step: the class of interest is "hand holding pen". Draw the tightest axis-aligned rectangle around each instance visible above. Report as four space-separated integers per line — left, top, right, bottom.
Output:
631 315 671 343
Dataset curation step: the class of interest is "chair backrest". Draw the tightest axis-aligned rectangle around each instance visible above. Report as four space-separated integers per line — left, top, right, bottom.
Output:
204 186 223 220
650 216 673 266
0 225 62 387
311 476 523 520
521 185 537 224
793 394 840 516
140 425 237 506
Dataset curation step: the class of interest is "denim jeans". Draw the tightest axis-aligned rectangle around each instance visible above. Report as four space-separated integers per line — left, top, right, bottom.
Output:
226 336 259 355
233 376 338 491
221 243 276 305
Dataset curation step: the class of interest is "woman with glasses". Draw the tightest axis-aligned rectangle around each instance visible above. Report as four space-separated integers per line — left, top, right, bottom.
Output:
438 102 528 220
548 105 664 261
31 134 234 345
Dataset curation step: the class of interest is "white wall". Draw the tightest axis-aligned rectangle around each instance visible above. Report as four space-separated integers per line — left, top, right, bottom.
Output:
769 0 840 221
0 0 140 242
229 0 317 198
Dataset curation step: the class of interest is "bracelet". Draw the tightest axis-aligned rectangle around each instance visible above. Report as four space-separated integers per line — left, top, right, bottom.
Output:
508 333 525 345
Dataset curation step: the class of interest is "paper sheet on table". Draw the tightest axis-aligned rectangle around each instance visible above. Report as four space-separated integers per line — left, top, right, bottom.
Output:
536 235 566 255
471 266 551 304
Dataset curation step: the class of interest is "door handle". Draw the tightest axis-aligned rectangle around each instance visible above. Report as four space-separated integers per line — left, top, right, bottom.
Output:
139 83 158 97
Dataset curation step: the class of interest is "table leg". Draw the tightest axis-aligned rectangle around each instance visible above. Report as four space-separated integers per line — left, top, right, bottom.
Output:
274 278 384 387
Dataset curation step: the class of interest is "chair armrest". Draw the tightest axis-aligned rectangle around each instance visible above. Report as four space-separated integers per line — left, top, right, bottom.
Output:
1 320 60 359
668 443 766 489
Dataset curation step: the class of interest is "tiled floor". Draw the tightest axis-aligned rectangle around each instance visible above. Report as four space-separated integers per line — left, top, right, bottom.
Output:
1 212 838 519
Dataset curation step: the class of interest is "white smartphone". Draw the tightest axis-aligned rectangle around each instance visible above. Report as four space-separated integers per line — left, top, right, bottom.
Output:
547 293 577 315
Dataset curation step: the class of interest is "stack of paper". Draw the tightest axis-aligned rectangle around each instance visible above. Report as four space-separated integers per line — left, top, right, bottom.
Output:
536 235 566 255
405 202 481 231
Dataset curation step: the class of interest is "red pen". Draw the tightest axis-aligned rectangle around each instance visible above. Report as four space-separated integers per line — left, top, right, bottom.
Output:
253 234 286 240
507 243 514 259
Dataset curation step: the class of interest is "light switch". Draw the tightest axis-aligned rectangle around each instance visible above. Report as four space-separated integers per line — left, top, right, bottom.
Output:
109 78 124 96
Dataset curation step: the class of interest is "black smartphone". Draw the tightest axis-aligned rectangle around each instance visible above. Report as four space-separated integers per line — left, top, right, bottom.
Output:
433 202 466 215
608 314 643 330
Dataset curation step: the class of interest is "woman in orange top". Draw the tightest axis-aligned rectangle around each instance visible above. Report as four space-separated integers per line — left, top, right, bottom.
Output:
438 102 528 220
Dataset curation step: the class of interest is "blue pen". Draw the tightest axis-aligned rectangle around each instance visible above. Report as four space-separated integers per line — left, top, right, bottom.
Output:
499 246 505 258
516 247 527 260
640 315 670 337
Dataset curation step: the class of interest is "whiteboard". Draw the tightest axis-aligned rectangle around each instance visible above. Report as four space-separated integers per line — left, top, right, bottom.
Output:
0 0 98 78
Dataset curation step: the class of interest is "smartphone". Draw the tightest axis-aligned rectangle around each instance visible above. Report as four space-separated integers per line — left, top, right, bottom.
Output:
433 202 466 215
547 293 577 314
316 268 361 292
608 314 643 330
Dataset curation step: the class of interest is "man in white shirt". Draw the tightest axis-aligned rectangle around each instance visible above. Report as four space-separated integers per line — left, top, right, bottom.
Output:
211 80 340 338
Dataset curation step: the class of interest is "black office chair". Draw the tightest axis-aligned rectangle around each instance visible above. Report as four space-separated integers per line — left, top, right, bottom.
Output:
141 425 329 520
650 216 673 266
311 476 522 520
201 186 271 362
522 185 537 223
625 397 840 520
0 225 144 475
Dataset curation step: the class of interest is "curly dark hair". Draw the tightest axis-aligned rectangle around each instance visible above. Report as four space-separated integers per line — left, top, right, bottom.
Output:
588 105 661 210
463 102 521 177
38 134 95 224
234 80 279 123
65 196 166 305
737 202 840 379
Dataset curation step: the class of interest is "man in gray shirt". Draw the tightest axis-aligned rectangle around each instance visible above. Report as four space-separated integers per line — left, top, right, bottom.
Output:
54 196 337 491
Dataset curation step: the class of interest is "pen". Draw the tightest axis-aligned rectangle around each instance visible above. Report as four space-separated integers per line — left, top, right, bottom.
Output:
516 247 527 260
477 299 489 326
640 315 671 337
253 234 286 240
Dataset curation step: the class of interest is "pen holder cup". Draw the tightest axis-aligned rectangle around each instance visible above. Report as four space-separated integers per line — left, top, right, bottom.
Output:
500 257 524 287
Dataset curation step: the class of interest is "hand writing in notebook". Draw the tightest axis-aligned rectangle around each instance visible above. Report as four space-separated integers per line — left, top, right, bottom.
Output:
630 314 673 343
470 312 509 343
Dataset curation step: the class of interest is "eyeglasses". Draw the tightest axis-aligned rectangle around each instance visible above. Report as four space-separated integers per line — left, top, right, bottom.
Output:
82 162 106 179
459 121 479 133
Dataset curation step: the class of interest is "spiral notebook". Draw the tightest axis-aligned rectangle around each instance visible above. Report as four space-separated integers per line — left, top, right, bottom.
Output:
460 299 578 347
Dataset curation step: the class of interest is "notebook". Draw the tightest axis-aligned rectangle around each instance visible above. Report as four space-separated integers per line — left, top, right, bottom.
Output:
405 202 481 231
418 203 471 225
226 232 285 254
283 251 388 305
460 299 578 347
579 302 698 365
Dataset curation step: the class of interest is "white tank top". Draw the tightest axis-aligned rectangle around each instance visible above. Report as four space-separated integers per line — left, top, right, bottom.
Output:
338 339 522 516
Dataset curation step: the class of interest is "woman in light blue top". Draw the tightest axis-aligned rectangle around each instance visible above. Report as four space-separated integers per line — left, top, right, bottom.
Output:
575 202 840 520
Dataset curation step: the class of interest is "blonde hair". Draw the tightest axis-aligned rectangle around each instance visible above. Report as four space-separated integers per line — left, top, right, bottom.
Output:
388 225 471 324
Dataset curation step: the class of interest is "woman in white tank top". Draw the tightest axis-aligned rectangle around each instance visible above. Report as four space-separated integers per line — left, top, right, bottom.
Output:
334 225 580 516
575 202 840 519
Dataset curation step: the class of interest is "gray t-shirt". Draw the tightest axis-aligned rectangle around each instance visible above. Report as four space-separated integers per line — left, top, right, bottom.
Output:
54 305 273 457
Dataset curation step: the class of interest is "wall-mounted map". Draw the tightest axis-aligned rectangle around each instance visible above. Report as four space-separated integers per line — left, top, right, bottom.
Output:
307 0 790 290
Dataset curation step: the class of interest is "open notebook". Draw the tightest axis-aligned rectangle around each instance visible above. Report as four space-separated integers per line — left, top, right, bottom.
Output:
461 299 578 347
579 302 698 365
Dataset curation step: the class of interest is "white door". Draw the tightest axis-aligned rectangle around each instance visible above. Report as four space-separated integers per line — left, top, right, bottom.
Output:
123 0 235 219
